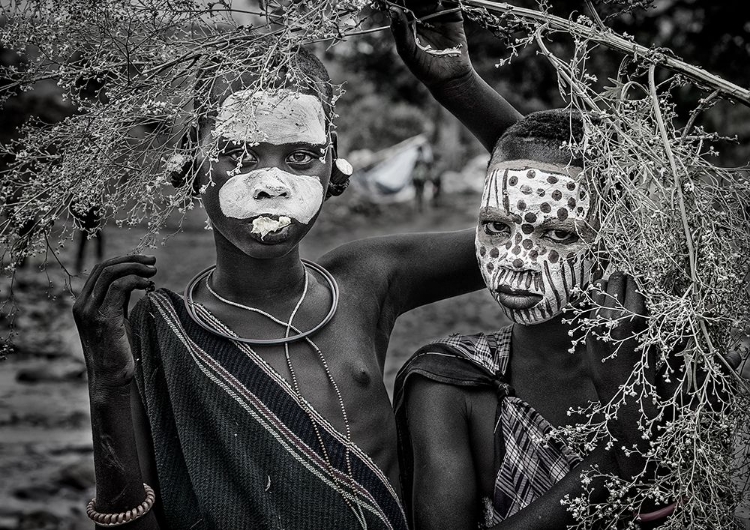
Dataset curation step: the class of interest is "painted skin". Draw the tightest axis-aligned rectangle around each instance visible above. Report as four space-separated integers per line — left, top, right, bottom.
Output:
475 160 597 325
198 89 331 257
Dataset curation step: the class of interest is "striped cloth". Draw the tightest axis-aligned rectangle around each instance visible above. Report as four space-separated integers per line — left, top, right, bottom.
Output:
394 326 581 528
131 289 407 530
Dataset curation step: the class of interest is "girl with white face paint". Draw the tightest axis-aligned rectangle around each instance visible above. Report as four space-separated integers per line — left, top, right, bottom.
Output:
73 32 526 529
199 88 333 254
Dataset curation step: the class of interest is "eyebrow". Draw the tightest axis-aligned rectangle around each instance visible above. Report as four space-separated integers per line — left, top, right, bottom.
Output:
478 206 521 224
217 137 329 150
539 218 579 230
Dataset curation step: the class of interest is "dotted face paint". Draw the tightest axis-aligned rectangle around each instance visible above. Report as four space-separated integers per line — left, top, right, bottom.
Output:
213 89 327 146
475 160 596 325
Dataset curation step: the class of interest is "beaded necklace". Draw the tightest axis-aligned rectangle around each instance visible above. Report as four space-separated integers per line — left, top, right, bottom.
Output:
183 259 339 344
183 260 367 527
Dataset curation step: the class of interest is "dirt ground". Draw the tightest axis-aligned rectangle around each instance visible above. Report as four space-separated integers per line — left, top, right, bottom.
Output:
0 191 511 529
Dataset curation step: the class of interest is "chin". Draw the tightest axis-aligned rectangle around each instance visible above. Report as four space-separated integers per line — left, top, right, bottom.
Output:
214 219 313 260
496 298 562 326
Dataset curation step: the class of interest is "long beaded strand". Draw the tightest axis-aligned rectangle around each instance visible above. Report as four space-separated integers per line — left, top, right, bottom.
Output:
203 268 367 527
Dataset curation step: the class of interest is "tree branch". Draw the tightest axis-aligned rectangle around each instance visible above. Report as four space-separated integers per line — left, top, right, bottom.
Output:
462 0 750 107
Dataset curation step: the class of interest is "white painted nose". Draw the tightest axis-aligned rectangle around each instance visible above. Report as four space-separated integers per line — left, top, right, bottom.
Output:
252 183 291 199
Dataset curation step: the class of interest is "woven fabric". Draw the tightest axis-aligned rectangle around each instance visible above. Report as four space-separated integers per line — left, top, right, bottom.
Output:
131 289 407 530
394 326 581 528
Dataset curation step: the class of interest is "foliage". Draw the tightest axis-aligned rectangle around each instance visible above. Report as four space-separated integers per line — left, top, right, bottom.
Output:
459 2 750 527
0 0 749 526
0 0 368 265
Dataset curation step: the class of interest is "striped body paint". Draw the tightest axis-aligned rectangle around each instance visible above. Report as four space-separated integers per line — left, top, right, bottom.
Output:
475 160 596 324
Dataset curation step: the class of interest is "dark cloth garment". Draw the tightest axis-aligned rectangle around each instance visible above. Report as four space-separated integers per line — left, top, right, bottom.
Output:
131 289 407 530
394 326 581 528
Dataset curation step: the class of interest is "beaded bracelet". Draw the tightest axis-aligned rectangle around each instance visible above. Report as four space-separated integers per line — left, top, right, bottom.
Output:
86 483 155 527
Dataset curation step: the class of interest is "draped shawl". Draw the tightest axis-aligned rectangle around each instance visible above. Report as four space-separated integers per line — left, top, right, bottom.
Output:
131 289 407 530
393 326 581 528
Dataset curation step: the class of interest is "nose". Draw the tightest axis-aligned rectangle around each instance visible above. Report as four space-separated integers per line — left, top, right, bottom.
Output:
252 183 291 200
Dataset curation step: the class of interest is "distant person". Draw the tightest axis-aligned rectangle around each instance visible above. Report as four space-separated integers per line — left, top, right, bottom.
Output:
412 143 433 212
72 205 104 273
430 159 442 207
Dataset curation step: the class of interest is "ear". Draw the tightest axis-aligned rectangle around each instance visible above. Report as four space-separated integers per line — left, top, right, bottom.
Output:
329 130 339 159
168 125 201 196
325 131 352 200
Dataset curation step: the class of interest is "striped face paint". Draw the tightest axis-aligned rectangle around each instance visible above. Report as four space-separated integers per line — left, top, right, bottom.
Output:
213 89 327 146
475 160 596 325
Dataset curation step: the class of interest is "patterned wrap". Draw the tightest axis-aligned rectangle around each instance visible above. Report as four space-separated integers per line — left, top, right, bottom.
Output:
393 326 581 528
131 289 407 530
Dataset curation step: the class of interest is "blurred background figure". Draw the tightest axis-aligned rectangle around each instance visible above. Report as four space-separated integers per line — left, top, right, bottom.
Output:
72 205 105 274
411 143 433 212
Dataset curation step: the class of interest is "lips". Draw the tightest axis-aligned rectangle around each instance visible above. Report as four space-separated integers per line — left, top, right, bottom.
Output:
244 214 293 244
494 285 543 310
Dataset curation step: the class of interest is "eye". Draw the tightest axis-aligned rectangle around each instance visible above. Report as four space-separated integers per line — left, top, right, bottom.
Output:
287 151 316 166
482 221 511 237
226 149 257 167
544 229 579 244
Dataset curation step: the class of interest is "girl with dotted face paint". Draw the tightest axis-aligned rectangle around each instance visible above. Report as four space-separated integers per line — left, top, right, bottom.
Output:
476 159 597 324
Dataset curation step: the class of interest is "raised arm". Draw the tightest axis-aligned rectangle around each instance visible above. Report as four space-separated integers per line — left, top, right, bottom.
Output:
321 228 484 317
390 0 522 151
73 255 161 529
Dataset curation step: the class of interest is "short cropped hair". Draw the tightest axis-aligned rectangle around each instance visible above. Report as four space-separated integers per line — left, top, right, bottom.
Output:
194 43 333 134
490 109 589 168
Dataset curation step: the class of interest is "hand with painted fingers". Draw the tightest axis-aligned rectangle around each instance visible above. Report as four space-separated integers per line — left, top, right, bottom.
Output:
584 271 669 481
586 272 744 479
586 272 651 410
72 255 157 390
389 0 472 91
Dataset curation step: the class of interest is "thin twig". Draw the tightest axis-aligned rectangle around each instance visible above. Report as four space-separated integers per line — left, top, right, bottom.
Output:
462 0 750 107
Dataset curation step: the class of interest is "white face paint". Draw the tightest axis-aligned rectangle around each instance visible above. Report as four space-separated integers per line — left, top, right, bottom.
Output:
213 89 327 146
251 216 291 240
219 167 324 224
475 160 596 325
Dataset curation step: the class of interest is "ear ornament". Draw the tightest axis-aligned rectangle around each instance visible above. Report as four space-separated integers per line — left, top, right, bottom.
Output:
326 158 353 199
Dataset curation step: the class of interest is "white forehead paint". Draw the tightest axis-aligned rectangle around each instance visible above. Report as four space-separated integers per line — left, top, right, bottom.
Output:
476 163 595 325
218 167 324 224
213 89 327 146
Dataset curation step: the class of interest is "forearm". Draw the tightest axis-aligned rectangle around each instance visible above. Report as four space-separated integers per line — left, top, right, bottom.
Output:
492 444 618 530
392 229 485 313
89 383 159 529
428 69 521 152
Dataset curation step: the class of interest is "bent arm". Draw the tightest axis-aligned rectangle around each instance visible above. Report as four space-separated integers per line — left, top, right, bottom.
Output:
391 0 522 151
430 70 521 153
74 256 161 528
403 375 624 530
88 381 160 529
405 377 483 530
324 229 483 316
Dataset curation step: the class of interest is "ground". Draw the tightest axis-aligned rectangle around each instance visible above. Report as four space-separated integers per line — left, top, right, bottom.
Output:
0 191 509 529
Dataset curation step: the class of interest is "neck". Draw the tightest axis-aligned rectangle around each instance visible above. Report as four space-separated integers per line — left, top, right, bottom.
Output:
511 311 582 362
211 238 306 305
